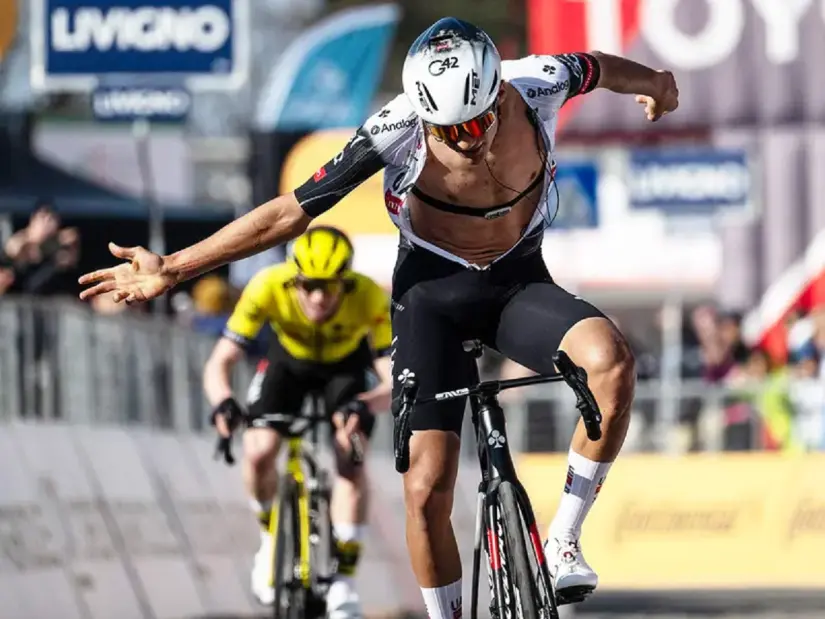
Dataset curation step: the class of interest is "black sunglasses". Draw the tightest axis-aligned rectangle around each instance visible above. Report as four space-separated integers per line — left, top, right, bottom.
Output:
296 277 343 294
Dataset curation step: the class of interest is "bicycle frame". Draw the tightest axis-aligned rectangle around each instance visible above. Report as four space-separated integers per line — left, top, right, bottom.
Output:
268 394 326 590
392 346 599 619
468 392 548 619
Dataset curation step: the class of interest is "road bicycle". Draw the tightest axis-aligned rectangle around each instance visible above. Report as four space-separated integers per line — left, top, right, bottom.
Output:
393 341 603 619
215 391 364 619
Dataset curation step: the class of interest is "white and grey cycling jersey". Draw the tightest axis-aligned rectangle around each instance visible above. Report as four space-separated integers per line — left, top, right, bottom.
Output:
294 53 600 267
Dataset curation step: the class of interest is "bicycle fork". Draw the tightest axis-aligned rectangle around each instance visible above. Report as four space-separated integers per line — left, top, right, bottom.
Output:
470 394 511 619
469 394 554 619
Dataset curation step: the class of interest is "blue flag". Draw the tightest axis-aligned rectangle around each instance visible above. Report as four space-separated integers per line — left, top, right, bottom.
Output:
253 3 401 132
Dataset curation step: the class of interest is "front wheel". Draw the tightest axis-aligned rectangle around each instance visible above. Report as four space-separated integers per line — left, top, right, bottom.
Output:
495 481 558 619
273 476 306 619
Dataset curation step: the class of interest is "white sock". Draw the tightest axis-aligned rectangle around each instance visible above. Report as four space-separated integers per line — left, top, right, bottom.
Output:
421 580 463 619
333 522 366 543
334 523 366 584
548 449 612 541
249 497 273 532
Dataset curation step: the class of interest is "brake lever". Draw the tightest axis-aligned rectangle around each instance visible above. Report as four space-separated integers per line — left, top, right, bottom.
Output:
393 375 418 474
349 431 365 466
214 435 236 466
552 351 603 442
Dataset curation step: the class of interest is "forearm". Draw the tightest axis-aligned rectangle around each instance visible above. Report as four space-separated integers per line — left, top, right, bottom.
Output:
163 194 310 284
203 356 237 407
358 355 393 412
592 51 663 97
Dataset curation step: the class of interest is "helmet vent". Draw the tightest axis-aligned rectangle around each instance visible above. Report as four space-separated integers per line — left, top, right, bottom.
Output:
463 74 470 105
488 70 499 95
420 82 439 111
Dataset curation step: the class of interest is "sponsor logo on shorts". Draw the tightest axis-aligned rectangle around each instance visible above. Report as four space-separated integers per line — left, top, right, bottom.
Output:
313 166 327 181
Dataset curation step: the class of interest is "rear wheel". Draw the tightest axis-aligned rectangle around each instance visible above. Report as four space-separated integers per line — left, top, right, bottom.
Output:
273 476 306 619
496 481 557 619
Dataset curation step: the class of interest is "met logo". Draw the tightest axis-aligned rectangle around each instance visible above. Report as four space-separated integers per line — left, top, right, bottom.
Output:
32 0 248 92
50 6 230 54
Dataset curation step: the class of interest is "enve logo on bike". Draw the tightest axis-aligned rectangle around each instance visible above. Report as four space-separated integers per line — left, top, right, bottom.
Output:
50 6 231 53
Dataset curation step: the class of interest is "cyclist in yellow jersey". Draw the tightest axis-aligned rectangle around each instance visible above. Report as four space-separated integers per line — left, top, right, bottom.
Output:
202 226 393 617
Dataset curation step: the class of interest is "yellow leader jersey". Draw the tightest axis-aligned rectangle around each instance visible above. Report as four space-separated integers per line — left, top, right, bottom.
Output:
223 262 392 364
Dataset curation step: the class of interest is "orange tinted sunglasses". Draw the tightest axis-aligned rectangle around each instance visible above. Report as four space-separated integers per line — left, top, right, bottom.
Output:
426 106 497 143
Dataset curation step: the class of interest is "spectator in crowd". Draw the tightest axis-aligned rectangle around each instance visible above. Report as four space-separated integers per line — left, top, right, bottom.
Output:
1 201 80 295
717 309 750 365
725 347 800 452
188 274 235 338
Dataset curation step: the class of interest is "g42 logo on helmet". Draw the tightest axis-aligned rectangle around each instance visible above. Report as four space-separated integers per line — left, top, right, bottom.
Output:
428 56 459 76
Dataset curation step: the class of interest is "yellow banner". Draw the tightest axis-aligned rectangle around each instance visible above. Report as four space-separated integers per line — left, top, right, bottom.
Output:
0 0 16 62
517 453 825 590
279 129 397 236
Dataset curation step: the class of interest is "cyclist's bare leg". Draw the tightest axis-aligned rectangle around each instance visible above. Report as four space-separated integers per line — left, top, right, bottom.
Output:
403 430 462 589
546 316 635 597
330 412 370 572
242 427 282 530
560 317 636 464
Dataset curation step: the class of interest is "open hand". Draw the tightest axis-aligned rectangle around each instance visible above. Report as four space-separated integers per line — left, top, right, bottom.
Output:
78 242 176 304
636 70 679 122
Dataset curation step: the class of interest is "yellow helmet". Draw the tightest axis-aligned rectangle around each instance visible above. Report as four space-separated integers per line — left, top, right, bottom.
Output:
289 226 354 280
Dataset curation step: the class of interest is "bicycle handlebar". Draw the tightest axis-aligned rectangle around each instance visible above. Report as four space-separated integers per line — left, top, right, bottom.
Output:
213 409 366 467
392 350 603 474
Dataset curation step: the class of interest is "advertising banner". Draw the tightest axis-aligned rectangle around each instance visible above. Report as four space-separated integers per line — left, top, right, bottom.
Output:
528 0 825 132
31 0 249 92
627 147 751 215
253 4 401 132
0 0 16 63
91 85 192 122
518 453 825 590
553 160 599 228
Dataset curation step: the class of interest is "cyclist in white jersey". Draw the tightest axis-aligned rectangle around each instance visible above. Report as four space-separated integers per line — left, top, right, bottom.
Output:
78 16 678 618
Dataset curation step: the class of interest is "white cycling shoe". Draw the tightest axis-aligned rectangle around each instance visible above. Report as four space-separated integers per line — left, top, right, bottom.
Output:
251 532 276 606
545 536 598 605
326 577 363 619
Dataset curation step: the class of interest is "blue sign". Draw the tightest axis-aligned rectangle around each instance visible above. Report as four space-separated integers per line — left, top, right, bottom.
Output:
92 85 191 121
628 148 750 214
551 161 599 229
31 0 248 92
253 4 401 132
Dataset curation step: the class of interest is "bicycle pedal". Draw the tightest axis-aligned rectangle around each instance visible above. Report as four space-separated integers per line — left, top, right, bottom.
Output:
555 585 594 606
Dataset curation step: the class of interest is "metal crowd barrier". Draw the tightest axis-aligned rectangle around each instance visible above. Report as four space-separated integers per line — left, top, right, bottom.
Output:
0 296 255 431
2 296 823 457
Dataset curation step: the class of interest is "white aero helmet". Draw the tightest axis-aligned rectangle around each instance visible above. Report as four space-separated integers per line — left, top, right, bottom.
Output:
402 17 501 126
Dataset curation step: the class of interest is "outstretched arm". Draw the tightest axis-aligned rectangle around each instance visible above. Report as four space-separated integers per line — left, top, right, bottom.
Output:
591 51 679 121
79 117 394 304
165 193 309 284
